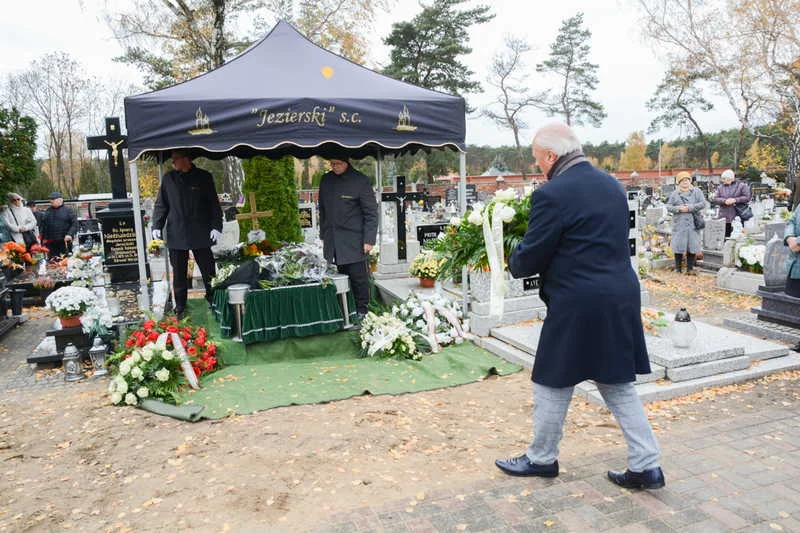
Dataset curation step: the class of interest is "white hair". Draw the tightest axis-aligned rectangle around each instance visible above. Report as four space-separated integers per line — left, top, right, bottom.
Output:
532 123 582 156
721 169 735 180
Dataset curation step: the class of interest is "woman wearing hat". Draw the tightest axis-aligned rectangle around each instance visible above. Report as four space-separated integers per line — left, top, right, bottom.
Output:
713 169 751 237
666 172 706 275
1 192 39 250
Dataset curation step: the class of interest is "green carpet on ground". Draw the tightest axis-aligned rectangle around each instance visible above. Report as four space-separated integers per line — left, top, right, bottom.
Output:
177 299 522 419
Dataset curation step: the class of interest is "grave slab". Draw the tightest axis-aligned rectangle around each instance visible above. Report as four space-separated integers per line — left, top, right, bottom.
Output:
716 267 763 295
645 321 747 367
666 355 750 382
724 315 800 345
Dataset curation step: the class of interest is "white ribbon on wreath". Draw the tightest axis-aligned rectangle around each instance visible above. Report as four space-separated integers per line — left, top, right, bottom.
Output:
482 203 509 319
421 301 468 353
156 332 200 389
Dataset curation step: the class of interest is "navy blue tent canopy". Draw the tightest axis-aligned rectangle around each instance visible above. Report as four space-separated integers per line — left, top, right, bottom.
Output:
124 20 466 161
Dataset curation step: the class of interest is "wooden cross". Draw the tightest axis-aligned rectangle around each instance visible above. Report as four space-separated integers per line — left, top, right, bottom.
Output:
235 192 273 230
380 175 425 260
87 117 128 200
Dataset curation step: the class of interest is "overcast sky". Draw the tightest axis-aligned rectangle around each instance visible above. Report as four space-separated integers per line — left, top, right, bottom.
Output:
1 0 739 148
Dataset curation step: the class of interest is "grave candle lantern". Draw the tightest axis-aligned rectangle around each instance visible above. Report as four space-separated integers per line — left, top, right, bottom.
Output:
89 336 108 377
669 307 697 349
63 344 86 382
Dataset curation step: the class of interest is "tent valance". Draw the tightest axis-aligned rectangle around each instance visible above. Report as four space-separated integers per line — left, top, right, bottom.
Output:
124 20 466 161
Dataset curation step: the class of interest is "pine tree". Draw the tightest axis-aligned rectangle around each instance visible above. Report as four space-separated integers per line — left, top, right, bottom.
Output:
535 12 606 127
240 156 302 245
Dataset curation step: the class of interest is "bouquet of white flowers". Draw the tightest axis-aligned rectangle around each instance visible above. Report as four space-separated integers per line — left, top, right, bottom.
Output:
736 243 765 274
106 344 183 406
45 286 96 318
392 292 465 349
359 312 420 360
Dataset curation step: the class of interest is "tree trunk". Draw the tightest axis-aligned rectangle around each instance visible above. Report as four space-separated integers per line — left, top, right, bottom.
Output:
223 156 244 200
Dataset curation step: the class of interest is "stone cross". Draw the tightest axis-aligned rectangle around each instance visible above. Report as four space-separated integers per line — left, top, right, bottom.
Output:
235 192 273 230
381 175 424 260
86 117 128 200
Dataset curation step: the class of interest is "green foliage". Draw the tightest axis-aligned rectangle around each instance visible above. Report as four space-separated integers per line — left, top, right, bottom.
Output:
382 0 494 110
0 106 37 197
535 12 606 127
240 156 302 244
23 172 54 202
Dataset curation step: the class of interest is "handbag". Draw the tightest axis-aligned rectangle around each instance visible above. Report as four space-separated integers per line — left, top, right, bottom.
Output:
9 209 38 248
734 203 753 222
693 211 706 230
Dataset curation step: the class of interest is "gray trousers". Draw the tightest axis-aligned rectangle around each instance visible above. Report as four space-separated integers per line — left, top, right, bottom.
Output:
526 381 660 472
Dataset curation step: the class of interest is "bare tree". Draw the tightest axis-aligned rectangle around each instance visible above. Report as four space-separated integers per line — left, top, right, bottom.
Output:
5 52 92 195
647 68 715 171
483 36 538 176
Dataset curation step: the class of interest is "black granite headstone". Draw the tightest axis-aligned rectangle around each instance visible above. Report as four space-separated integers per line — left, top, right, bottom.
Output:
416 223 449 246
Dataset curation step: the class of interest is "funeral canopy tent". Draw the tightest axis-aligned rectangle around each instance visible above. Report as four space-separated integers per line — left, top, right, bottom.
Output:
124 20 466 161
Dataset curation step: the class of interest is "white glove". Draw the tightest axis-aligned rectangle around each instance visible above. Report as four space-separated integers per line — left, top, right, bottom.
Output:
152 229 162 240
210 229 222 243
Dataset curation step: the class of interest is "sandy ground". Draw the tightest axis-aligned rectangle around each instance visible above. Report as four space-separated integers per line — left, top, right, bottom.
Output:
0 271 795 533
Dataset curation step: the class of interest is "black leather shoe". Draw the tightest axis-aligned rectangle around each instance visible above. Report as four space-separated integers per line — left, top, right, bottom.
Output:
607 467 665 489
495 455 559 477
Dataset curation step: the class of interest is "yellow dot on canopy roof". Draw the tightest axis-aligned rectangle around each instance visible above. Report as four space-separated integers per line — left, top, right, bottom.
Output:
321 66 334 79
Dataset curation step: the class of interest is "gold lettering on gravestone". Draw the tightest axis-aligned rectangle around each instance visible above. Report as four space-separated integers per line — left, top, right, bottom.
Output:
104 220 138 264
298 208 312 228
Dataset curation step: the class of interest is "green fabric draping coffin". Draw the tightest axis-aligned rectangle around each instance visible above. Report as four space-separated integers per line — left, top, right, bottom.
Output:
212 284 356 344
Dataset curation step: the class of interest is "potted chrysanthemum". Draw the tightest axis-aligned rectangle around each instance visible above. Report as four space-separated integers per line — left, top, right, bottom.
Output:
409 250 445 287
45 286 96 328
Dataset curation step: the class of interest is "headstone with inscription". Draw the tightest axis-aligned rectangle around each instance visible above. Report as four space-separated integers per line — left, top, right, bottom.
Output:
416 223 449 247
88 117 145 283
298 202 318 242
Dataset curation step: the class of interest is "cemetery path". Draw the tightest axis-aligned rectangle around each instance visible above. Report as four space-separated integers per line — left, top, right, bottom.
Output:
0 274 796 533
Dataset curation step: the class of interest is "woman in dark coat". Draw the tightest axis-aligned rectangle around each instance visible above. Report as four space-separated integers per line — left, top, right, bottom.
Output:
494 123 663 491
713 169 751 237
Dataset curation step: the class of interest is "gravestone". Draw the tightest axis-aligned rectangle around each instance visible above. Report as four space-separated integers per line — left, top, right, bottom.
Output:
765 221 786 243
380 175 424 261
298 202 318 242
88 117 146 283
703 218 726 251
211 220 240 255
445 187 458 205
76 219 102 250
762 234 789 290
645 207 665 227
465 184 477 206
416 223 449 247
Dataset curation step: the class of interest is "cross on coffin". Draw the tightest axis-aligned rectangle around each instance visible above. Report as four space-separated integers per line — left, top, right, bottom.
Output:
381 175 425 260
86 117 128 200
235 192 273 230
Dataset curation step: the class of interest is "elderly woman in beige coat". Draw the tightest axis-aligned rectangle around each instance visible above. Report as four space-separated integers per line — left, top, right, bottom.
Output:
1 192 38 249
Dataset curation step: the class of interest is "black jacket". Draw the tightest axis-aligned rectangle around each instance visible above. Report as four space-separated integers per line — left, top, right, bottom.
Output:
318 166 378 265
42 205 78 242
152 165 223 250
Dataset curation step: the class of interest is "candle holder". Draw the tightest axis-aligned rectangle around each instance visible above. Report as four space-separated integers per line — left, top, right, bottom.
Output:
63 344 86 382
669 307 697 349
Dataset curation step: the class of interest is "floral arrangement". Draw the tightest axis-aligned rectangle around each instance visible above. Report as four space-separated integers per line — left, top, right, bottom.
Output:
80 304 114 336
66 255 104 287
107 344 183 406
409 250 445 279
1 241 33 270
426 187 532 280
392 291 465 348
359 312 419 360
45 286 96 318
368 244 380 266
211 263 238 287
116 316 220 378
243 239 276 258
737 243 765 273
772 187 792 200
30 243 49 263
147 239 165 256
256 242 332 289
641 308 669 336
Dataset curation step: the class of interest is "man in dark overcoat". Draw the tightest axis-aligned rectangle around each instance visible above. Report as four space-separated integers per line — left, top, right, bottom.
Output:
41 192 78 259
494 123 665 490
318 157 378 319
152 150 223 318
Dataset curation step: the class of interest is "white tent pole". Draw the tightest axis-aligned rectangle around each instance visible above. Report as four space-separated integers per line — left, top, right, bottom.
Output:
459 150 469 317
129 160 150 311
157 161 173 310
459 151 467 215
376 149 383 246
